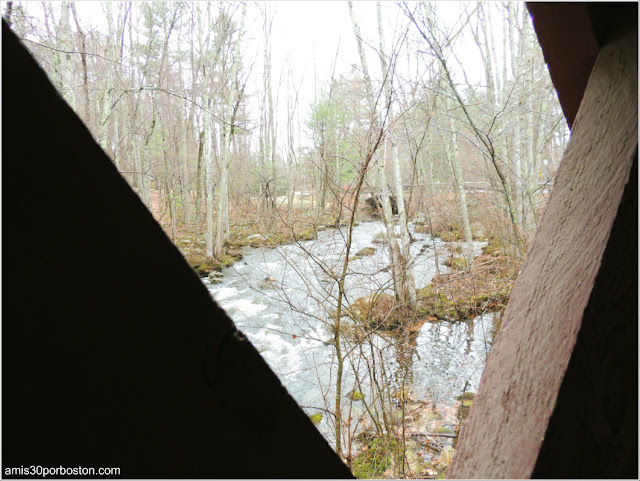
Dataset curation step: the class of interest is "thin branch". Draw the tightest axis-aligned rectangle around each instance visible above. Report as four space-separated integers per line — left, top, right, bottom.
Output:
19 37 125 66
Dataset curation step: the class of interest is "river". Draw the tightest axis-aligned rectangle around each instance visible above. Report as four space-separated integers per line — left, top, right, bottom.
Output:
204 220 493 442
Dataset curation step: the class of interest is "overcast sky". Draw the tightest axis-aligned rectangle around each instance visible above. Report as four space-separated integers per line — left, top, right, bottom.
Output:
11 1 488 149
239 1 485 146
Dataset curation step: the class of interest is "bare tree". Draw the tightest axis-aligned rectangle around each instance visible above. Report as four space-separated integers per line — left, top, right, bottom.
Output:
349 1 417 309
403 2 526 256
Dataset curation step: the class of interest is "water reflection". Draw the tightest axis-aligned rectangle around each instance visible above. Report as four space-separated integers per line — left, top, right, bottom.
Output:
205 221 492 433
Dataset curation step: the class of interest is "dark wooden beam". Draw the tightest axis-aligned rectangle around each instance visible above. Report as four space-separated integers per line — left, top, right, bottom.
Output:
526 3 599 129
1 22 352 479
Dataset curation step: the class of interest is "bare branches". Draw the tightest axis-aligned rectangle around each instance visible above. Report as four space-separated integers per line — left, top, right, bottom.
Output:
9 4 568 468
402 1 526 256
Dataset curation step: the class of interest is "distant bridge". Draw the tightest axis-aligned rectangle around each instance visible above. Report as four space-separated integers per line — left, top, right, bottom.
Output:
369 181 553 196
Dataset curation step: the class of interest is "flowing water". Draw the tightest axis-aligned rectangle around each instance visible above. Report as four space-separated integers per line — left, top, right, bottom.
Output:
204 221 493 441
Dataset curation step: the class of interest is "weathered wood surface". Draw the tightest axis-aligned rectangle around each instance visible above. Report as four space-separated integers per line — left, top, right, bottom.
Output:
447 15 637 479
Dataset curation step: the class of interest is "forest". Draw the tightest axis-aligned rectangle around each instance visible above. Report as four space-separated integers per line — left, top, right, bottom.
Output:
4 1 568 478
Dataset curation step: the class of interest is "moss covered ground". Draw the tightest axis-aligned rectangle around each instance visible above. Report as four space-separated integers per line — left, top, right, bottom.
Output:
342 250 520 337
352 437 397 479
168 210 338 277
415 252 518 323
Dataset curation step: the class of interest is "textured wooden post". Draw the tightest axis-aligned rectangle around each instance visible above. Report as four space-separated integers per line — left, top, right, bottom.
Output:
2 23 352 479
447 10 637 480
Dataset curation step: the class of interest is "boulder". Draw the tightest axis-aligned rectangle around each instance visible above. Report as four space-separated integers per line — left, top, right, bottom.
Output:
208 271 224 284
414 214 427 225
372 232 387 244
351 246 376 260
260 276 277 289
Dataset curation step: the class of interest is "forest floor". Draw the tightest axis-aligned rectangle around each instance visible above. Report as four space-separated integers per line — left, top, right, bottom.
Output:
350 392 475 479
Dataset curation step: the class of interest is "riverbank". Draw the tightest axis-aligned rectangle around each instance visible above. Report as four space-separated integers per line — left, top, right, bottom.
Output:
416 250 518 320
344 241 519 336
169 209 520 349
340 231 519 479
169 211 343 276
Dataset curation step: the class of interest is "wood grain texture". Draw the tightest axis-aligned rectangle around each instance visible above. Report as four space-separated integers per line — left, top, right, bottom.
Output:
447 19 637 480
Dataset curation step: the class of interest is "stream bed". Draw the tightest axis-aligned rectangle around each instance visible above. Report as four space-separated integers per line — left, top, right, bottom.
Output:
203 221 493 444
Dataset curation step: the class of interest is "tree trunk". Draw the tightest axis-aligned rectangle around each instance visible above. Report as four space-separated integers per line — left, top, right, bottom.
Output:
405 5 525 256
214 3 246 258
442 103 474 261
58 2 76 110
377 1 416 308
204 100 214 258
70 3 90 124
3 2 13 27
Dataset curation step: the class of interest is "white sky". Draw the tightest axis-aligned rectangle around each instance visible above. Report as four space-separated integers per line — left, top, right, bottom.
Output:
247 1 392 145
10 1 489 149
239 1 485 147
